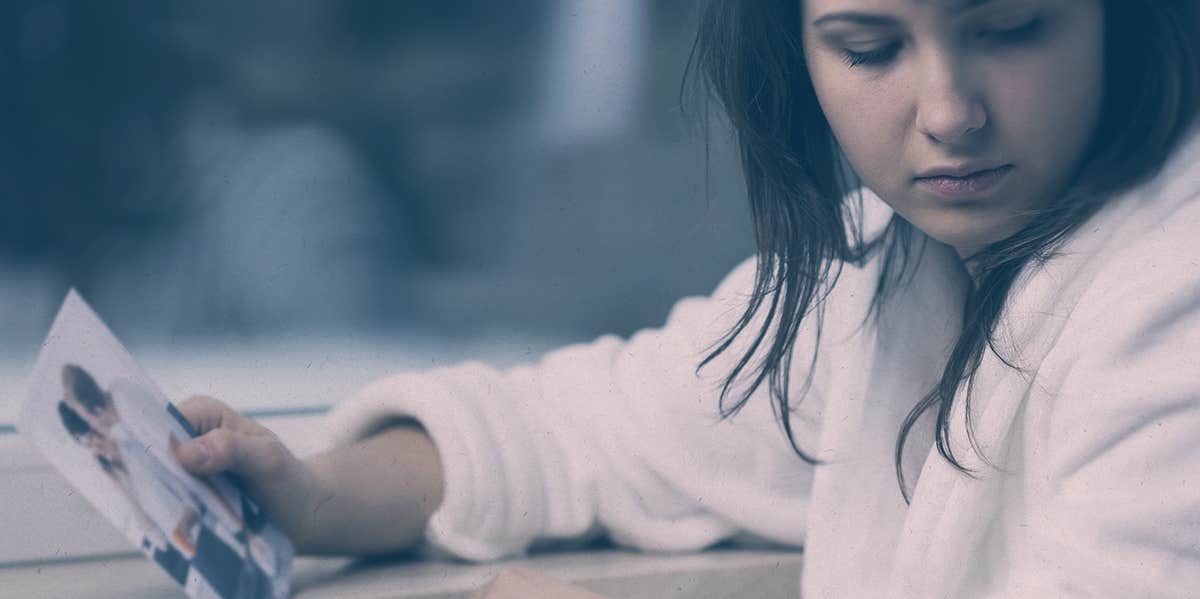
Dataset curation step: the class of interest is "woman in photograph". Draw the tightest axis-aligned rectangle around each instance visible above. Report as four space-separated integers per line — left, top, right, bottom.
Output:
174 1 1200 597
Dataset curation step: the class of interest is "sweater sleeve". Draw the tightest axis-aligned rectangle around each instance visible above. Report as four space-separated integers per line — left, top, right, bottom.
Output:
1005 249 1200 598
322 257 826 561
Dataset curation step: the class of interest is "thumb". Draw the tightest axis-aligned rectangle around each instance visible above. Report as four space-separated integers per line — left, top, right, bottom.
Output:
177 427 290 481
174 395 242 436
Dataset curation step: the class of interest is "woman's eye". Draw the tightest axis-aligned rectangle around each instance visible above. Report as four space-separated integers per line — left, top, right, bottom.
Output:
979 17 1043 44
841 42 901 68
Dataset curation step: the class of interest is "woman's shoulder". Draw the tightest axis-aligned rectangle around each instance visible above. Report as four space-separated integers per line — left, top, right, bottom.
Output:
1088 129 1200 288
1129 115 1200 207
1070 228 1200 351
1057 132 1200 345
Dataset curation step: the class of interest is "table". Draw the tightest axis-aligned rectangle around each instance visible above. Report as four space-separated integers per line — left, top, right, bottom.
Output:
0 548 803 598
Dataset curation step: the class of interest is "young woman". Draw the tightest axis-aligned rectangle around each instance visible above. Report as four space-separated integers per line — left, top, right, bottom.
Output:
173 1 1200 596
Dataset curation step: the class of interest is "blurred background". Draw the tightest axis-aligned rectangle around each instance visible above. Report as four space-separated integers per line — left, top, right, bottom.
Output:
0 2 758 565
0 0 752 393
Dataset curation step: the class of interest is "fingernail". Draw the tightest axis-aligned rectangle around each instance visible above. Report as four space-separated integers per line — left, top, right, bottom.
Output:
183 441 210 466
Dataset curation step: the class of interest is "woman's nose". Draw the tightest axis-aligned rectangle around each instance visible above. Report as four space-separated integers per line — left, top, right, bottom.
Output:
915 52 987 145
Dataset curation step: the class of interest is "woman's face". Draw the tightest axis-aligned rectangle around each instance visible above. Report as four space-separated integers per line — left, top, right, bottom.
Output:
802 0 1104 257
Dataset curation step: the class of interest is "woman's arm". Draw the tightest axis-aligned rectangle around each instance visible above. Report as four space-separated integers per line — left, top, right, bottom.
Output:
318 257 841 561
173 396 444 556
178 256 842 561
300 422 443 554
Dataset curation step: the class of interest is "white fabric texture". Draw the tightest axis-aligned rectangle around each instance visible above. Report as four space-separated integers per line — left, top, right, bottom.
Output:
325 122 1200 598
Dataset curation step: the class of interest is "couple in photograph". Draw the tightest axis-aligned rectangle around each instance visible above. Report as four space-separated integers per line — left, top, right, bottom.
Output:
55 363 276 599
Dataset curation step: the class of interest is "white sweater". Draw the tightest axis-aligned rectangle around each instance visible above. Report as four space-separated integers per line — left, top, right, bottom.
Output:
326 122 1200 598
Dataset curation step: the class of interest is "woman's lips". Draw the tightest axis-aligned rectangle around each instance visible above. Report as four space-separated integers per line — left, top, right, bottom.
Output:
916 165 1013 199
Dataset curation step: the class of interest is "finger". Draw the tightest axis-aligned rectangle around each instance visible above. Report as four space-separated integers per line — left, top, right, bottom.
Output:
174 395 240 435
177 427 290 481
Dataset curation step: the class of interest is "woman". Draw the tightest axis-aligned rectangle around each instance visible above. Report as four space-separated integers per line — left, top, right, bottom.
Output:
174 1 1200 596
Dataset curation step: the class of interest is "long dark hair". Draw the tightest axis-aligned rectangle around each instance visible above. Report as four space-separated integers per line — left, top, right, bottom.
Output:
63 364 110 415
690 0 1200 499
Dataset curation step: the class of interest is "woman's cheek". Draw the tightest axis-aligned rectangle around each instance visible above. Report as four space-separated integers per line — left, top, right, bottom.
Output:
989 17 1103 198
830 96 910 197
821 66 909 163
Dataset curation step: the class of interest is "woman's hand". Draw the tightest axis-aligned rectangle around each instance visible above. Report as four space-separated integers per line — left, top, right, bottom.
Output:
173 395 321 551
173 394 445 556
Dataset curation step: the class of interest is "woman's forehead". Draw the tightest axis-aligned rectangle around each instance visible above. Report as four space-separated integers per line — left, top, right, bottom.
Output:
805 0 1009 17
810 0 995 7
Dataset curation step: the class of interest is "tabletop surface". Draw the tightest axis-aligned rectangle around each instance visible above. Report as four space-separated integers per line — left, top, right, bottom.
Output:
0 548 804 599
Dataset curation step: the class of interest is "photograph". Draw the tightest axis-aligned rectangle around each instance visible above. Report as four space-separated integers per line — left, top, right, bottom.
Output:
18 292 293 599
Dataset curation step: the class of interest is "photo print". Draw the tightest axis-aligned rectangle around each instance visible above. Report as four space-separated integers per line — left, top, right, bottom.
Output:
18 291 294 599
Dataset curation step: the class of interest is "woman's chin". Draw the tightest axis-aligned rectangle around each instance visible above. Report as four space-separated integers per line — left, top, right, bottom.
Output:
910 211 1028 258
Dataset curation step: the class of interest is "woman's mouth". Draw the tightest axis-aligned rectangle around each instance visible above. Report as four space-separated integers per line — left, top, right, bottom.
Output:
915 165 1013 199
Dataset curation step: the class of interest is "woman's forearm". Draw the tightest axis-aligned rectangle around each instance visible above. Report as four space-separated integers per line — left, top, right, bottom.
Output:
293 423 445 555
